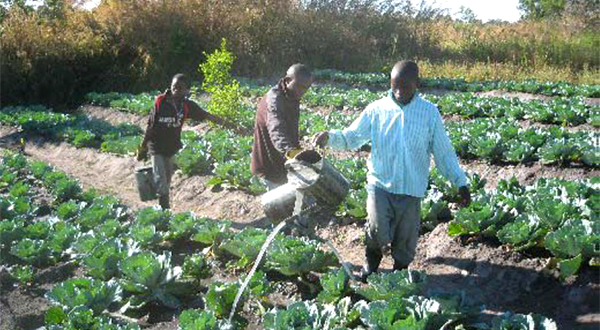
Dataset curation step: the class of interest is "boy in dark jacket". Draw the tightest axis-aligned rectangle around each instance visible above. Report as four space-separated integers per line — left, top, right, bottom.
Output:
250 64 313 189
137 73 239 209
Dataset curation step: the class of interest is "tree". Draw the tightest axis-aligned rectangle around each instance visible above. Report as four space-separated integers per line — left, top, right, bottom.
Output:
518 0 566 19
563 0 599 24
1 0 32 11
456 5 478 23
37 0 72 19
0 0 32 23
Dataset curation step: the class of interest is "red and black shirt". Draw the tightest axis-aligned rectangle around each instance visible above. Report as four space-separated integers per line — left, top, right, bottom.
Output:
145 90 209 156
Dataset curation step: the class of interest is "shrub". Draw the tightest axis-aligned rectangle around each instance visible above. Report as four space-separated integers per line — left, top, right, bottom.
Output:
199 39 244 124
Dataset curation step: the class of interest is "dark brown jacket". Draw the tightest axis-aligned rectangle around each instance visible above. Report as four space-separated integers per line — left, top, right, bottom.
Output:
250 79 300 184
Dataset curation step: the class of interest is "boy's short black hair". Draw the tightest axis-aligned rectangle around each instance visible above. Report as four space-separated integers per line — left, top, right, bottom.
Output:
286 63 312 81
172 73 189 87
391 60 419 87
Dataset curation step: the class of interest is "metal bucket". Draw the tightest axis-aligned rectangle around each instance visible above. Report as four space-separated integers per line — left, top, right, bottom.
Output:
286 157 350 208
135 166 157 201
260 183 297 222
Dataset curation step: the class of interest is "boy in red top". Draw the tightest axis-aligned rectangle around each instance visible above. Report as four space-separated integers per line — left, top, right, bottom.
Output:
137 73 239 209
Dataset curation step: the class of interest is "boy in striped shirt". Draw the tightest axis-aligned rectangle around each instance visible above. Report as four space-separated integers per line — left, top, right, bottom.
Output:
313 61 471 281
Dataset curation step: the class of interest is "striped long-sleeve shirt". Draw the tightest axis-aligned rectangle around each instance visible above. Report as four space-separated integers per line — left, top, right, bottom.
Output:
328 91 467 197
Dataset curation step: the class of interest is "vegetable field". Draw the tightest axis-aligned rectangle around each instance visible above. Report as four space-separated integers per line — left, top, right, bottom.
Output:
0 71 598 330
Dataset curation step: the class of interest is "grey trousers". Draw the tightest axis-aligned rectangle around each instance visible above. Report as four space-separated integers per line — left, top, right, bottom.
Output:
152 154 175 201
365 184 421 269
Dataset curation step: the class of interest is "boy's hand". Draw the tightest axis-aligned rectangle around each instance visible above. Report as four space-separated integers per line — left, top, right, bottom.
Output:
294 149 322 163
286 147 303 159
312 131 329 148
136 144 148 161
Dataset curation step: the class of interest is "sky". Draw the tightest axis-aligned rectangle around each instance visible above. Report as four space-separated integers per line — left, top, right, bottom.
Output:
436 0 522 22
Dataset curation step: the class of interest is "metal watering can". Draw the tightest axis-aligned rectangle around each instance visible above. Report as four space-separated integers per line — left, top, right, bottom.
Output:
261 151 350 221
231 153 355 322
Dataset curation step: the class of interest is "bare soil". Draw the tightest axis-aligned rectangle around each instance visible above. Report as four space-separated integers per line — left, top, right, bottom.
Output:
77 105 147 127
78 105 213 135
412 223 599 329
0 261 83 330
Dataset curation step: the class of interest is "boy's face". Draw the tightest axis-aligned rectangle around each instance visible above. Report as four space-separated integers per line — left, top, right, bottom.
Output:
393 78 417 105
171 78 189 99
286 76 312 100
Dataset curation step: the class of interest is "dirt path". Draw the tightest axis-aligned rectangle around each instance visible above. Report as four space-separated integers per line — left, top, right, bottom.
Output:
77 105 147 127
1 122 596 221
79 105 214 135
85 99 599 139
2 124 595 219
24 138 265 226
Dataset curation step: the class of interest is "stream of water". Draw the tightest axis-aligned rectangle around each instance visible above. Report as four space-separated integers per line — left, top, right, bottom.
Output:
228 192 355 322
227 220 288 323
